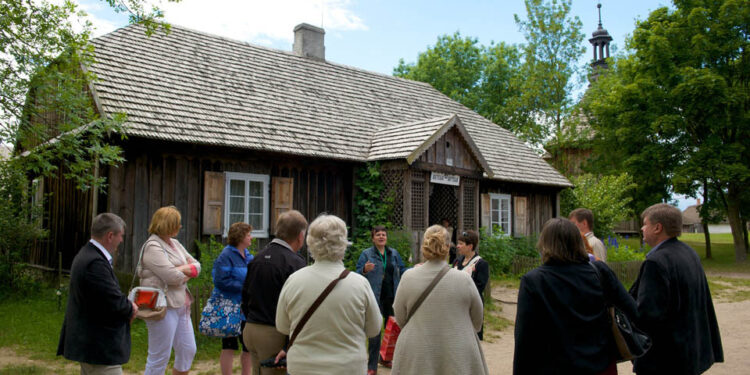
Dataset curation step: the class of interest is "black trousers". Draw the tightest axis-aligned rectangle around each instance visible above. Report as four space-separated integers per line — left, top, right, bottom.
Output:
368 298 394 371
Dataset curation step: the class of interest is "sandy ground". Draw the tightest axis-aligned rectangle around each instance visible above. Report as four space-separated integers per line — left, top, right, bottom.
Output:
1 284 747 374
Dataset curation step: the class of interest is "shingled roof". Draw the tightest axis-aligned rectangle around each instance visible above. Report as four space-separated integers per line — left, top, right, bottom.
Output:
88 24 571 187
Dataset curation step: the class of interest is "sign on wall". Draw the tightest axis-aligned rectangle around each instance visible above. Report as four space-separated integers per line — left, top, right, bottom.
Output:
430 172 460 186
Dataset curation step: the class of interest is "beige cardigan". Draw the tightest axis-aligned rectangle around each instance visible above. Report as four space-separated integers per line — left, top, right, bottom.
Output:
138 234 201 308
391 260 488 375
276 260 382 375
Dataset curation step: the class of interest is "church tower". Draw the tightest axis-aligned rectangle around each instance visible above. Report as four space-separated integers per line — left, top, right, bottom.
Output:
589 3 613 82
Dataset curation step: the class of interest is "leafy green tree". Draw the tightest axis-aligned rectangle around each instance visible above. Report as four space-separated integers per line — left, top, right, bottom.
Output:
584 0 750 261
560 173 636 239
394 33 547 144
514 0 585 143
0 0 178 288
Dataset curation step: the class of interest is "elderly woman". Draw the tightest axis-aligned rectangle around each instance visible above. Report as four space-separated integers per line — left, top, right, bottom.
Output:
276 214 382 374
355 225 408 373
452 229 489 340
513 218 636 375
391 225 488 375
212 222 254 375
140 206 201 375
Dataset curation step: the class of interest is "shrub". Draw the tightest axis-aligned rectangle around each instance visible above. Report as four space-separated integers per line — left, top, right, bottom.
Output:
192 236 224 291
479 229 539 276
607 244 646 262
560 173 635 239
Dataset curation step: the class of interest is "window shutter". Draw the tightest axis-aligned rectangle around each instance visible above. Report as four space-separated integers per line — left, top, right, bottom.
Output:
514 196 528 236
203 171 225 235
481 193 491 235
271 177 294 232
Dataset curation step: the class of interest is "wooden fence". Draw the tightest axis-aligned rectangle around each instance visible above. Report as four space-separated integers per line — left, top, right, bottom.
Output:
511 256 643 286
189 284 213 332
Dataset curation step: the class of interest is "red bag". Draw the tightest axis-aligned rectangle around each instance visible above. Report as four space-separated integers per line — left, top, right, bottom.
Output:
135 289 158 309
379 316 401 362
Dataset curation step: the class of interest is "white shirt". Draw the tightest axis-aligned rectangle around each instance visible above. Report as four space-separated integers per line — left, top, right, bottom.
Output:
90 239 113 265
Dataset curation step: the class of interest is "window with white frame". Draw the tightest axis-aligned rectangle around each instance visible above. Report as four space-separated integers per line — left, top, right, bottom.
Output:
489 193 511 236
224 172 270 238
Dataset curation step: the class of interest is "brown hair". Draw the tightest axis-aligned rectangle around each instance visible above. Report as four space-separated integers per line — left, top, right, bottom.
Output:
275 210 308 242
422 225 449 261
227 222 253 247
148 206 181 236
569 208 594 230
538 218 589 264
457 230 479 251
642 203 682 237
371 225 387 238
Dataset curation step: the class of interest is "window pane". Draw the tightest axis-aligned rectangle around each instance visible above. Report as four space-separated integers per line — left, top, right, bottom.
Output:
249 181 263 197
502 223 509 234
491 211 499 223
229 214 244 225
492 199 499 210
249 197 262 214
249 214 262 229
501 199 509 212
230 197 245 213
502 211 508 222
230 180 245 196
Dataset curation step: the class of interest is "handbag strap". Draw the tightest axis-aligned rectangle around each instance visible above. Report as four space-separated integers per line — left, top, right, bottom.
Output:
128 240 167 292
288 269 350 350
403 265 450 328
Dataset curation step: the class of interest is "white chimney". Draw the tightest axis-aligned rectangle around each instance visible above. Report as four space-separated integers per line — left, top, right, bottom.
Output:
293 23 325 61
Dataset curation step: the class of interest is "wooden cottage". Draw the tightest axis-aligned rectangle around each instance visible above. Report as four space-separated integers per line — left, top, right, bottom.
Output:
30 23 571 271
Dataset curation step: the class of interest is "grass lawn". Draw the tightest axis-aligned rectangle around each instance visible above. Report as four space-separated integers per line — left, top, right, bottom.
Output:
0 290 223 374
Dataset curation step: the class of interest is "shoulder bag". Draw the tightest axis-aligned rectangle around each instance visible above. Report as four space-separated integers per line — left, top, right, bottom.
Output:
128 240 168 321
402 264 450 328
287 269 350 350
199 290 242 337
589 262 651 362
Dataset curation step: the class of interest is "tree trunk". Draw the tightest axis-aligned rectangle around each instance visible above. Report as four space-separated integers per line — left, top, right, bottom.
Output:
744 219 749 254
727 185 748 262
703 222 712 259
702 180 711 259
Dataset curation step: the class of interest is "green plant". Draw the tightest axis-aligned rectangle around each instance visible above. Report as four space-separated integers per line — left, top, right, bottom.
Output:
352 162 393 240
479 229 539 276
192 236 224 291
606 244 646 262
560 173 635 239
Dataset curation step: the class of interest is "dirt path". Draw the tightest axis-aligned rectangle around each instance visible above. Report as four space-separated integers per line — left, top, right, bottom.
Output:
2 284 747 374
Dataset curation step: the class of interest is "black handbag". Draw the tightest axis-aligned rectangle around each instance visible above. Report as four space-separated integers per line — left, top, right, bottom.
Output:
589 262 652 362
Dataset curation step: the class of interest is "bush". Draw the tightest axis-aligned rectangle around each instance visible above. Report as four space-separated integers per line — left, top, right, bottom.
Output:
192 236 224 291
479 229 539 276
560 173 635 239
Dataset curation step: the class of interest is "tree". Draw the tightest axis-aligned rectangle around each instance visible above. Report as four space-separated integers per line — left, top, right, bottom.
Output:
394 33 548 144
514 0 585 143
583 0 750 261
560 173 635 239
0 0 178 288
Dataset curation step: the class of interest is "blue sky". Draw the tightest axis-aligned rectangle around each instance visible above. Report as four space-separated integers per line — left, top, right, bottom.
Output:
76 0 693 209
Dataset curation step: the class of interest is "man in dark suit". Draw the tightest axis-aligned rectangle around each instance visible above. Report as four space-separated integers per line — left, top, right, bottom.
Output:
630 203 723 374
57 213 138 375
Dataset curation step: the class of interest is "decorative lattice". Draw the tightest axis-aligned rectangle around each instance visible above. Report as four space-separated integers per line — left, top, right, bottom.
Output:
463 178 477 230
429 184 458 229
411 171 426 231
381 169 404 228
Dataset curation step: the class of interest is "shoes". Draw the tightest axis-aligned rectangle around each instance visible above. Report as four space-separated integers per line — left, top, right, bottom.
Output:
367 370 377 375
378 358 392 368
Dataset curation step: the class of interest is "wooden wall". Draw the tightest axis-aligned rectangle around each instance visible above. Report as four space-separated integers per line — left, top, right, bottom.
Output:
481 181 561 236
414 127 482 176
37 138 354 272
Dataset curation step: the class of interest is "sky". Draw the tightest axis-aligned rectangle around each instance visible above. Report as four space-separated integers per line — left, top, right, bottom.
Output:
73 0 694 209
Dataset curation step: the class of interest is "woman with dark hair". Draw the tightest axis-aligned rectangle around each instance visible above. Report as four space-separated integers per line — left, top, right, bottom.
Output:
513 218 636 375
356 225 409 374
452 229 489 340
211 222 254 375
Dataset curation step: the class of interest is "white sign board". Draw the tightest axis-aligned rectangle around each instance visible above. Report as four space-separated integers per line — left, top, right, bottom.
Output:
430 172 460 186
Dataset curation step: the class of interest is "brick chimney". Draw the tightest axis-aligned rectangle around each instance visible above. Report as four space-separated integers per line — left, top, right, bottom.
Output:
293 23 325 61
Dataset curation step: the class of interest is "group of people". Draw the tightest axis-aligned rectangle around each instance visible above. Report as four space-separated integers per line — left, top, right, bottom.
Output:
58 202 723 375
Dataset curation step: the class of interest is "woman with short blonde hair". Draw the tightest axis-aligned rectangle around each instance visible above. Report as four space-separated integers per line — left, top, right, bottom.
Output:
140 206 201 375
391 225 488 374
276 214 382 374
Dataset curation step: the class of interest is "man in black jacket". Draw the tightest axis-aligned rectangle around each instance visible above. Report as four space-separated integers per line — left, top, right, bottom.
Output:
630 203 723 374
241 210 307 374
57 213 138 374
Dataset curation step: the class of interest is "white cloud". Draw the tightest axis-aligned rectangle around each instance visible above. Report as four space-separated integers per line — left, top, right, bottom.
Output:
157 0 367 44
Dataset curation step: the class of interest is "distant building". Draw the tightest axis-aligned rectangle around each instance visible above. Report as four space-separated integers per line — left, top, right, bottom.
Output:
682 202 732 234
